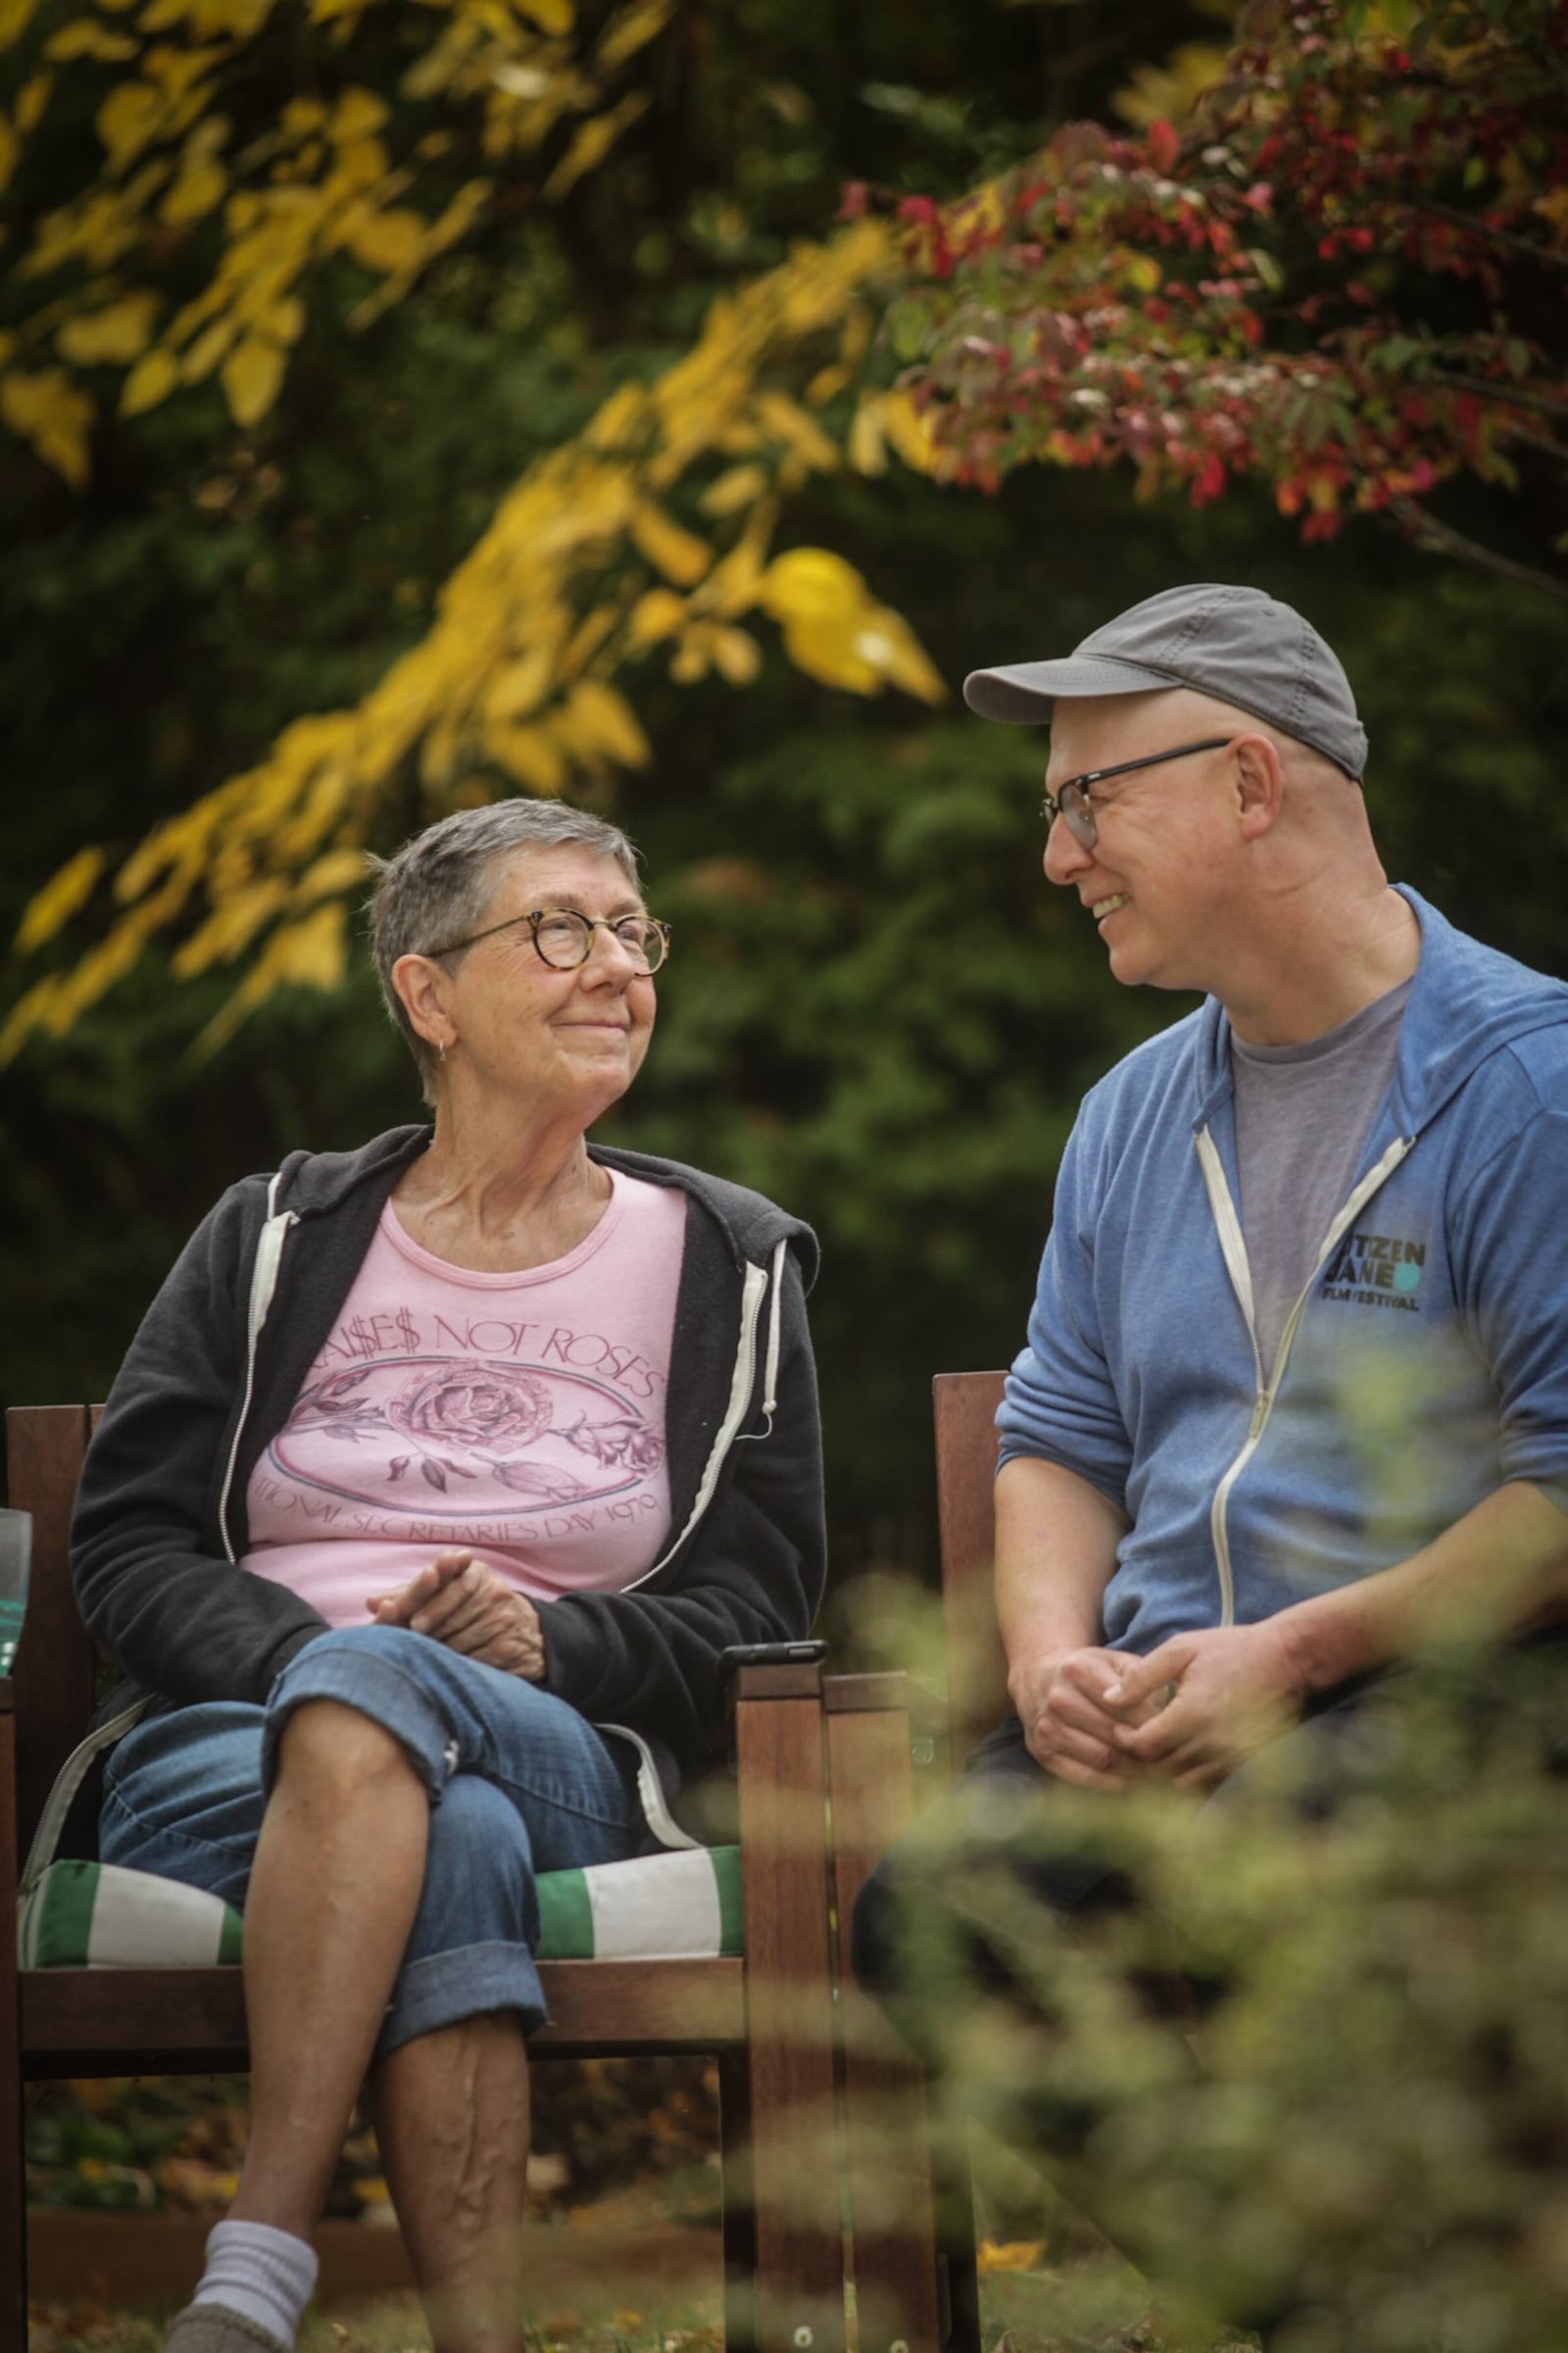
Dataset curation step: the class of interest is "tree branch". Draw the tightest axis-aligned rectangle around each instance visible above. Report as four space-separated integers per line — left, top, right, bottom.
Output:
1425 372 1568 424
1388 499 1568 604
1497 421 1568 468
1416 198 1568 273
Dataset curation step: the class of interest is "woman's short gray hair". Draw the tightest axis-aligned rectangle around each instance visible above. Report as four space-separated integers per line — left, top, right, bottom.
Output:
366 799 641 1100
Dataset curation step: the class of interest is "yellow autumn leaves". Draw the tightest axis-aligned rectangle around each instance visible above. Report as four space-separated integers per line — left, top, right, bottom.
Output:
108 81 494 431
3 221 948 1061
611 476 945 706
0 359 95 487
0 0 679 475
2 0 951 1059
760 549 943 703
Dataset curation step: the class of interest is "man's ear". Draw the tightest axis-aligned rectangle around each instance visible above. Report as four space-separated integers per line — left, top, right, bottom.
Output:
1233 733 1284 839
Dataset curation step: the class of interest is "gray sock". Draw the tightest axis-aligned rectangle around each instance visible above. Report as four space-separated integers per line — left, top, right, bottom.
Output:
192 2219 319 2348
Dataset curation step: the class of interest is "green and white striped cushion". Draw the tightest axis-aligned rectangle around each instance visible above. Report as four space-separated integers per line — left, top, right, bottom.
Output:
19 1862 245 1969
18 1847 744 1970
536 1844 744 1960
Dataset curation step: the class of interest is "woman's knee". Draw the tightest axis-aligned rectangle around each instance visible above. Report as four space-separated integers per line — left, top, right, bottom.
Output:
270 1691 418 1799
264 1625 458 1801
288 1622 429 1678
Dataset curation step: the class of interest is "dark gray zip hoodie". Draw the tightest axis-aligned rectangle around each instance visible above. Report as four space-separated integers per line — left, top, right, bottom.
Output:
67 1127 824 1849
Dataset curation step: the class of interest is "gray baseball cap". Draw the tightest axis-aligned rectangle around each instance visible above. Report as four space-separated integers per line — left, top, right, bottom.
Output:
963 583 1367 780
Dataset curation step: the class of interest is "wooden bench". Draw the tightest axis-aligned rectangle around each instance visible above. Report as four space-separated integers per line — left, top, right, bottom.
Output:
820 1374 1009 2353
0 1402 926 2353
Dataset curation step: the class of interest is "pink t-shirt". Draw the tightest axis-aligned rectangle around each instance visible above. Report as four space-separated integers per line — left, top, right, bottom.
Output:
242 1171 687 1625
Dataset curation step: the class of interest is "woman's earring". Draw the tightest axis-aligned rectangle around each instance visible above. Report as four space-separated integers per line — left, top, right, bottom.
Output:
438 1039 448 1064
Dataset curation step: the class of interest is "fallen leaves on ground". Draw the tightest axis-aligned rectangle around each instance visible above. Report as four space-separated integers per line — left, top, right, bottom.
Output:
27 2302 730 2353
25 2058 722 2221
980 2237 1051 2273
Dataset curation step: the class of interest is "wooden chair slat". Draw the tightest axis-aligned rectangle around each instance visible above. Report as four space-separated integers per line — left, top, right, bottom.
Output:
19 1958 750 2073
534 1957 748 2052
7 1406 95 1857
22 1960 248 2075
933 1370 1009 1759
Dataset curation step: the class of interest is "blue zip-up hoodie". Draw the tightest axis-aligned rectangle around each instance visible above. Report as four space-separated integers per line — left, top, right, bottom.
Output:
999 889 1568 1656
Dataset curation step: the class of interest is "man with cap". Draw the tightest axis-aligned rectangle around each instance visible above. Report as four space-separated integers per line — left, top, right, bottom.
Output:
958 582 1568 1792
851 584 1568 2295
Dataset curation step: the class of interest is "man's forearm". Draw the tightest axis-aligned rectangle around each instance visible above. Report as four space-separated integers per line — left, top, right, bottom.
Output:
994 1455 1160 1786
994 1454 1127 1686
1271 1477 1568 1697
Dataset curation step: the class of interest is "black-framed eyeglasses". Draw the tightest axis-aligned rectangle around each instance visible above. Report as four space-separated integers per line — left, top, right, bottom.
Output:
427 907 671 974
1041 737 1234 850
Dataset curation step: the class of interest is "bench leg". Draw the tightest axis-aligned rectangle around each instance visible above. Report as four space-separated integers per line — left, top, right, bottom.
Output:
734 1689 845 2353
718 2047 757 2353
826 1694 975 2353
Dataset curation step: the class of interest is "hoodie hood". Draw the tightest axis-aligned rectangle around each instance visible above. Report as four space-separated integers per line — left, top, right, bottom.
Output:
1383 889 1568 1135
590 1142 820 1291
1191 887 1568 1142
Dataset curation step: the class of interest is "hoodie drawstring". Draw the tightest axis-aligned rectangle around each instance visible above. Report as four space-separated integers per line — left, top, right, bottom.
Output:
216 1171 297 1561
737 1236 787 1442
760 1236 786 1427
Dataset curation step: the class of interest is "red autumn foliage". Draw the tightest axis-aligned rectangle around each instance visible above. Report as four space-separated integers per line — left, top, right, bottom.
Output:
876 0 1567 591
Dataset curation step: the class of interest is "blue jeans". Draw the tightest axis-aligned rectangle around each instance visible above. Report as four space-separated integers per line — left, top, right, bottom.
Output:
100 1624 646 2057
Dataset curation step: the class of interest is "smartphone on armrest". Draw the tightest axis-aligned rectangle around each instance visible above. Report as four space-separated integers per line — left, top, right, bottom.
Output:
720 1639 827 1669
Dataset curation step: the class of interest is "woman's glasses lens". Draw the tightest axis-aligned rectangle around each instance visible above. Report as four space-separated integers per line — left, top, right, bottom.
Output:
532 911 667 973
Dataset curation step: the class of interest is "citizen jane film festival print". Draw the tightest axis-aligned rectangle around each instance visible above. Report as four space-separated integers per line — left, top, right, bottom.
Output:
1321 1228 1426 1313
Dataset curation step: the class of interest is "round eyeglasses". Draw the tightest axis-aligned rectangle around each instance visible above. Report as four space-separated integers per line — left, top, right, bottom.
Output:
428 907 671 973
1042 737 1233 850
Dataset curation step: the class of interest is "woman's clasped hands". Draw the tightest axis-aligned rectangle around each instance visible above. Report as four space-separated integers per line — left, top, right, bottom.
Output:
368 1549 546 1680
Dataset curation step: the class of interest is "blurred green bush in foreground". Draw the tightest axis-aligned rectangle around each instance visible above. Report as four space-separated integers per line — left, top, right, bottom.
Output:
862 1625 1568 2353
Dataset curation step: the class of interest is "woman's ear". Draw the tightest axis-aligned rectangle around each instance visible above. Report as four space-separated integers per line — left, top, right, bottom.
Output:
391 952 453 1054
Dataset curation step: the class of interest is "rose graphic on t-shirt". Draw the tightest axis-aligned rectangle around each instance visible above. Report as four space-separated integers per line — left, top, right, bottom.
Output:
386 1366 552 1452
561 1415 666 1473
292 1367 385 1439
276 1352 664 1516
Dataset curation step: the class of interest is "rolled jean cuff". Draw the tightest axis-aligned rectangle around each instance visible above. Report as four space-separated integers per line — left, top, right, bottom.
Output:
262 1640 457 1804
379 1939 547 2061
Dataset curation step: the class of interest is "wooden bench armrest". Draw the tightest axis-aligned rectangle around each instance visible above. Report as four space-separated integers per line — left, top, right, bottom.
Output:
822 1670 906 1714
731 1658 825 1703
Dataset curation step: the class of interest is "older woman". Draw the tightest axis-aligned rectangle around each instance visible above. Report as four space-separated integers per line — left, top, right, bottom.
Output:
68 800 824 2353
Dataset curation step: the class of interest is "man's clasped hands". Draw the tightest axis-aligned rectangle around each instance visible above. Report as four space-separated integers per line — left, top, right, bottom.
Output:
1011 1616 1309 1793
